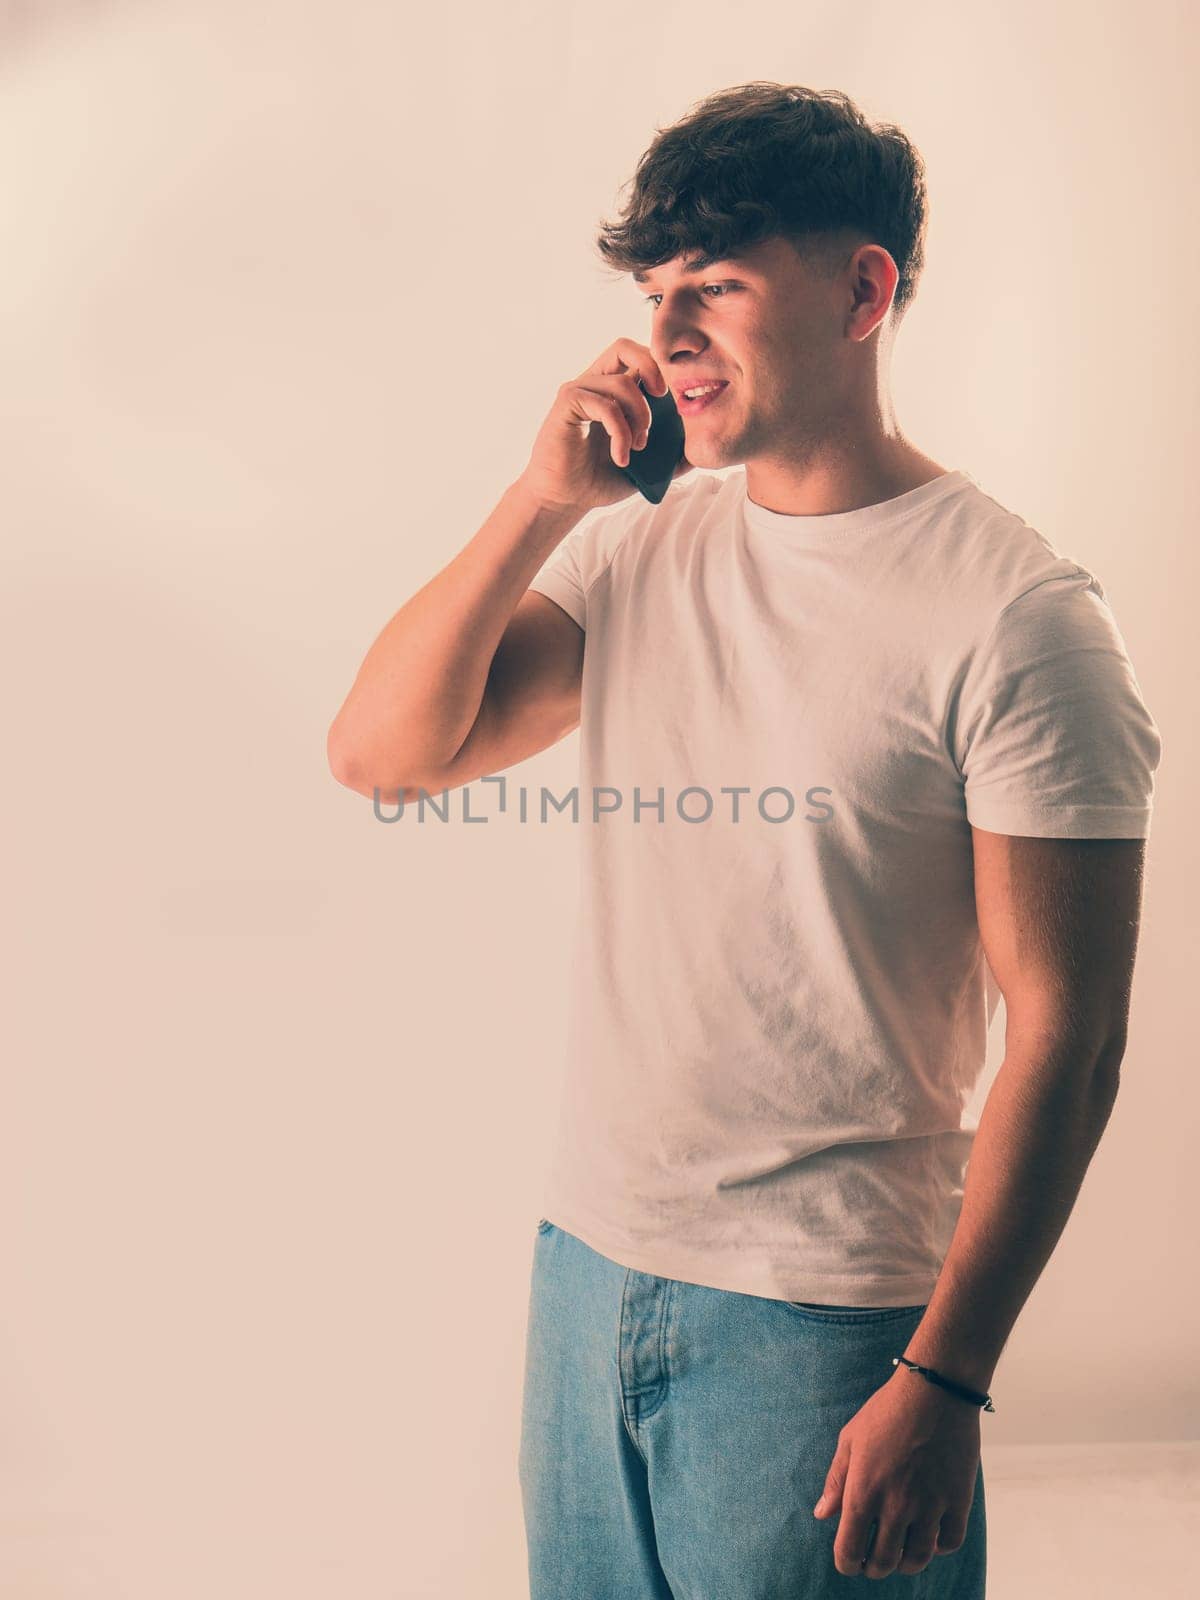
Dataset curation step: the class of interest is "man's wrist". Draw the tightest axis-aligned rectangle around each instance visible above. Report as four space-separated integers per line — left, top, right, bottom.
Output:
890 1350 996 1411
897 1342 996 1395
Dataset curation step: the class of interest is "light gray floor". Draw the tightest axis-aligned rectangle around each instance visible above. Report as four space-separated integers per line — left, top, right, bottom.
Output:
983 1440 1199 1598
2 1440 1196 1594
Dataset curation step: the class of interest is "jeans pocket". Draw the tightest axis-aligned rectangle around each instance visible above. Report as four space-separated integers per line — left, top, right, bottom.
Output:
784 1301 927 1325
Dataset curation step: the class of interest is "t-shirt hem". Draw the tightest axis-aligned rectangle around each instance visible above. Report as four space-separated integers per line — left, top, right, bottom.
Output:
527 572 585 630
965 801 1153 838
540 1203 938 1307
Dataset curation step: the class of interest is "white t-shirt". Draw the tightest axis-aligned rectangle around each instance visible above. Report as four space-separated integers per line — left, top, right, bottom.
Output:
526 466 1162 1306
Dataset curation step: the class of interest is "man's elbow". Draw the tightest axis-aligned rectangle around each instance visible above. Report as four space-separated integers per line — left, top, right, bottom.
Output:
1090 1029 1128 1089
326 722 370 791
326 725 422 802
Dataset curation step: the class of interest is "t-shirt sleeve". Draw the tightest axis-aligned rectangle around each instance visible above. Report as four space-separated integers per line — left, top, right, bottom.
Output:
525 488 658 631
953 570 1163 838
527 523 588 631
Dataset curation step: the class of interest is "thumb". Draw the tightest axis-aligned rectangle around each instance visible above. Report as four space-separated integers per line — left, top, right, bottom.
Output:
814 1442 850 1519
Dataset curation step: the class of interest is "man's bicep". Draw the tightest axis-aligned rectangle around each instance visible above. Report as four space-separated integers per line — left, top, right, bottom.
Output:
970 827 1146 1062
419 590 584 794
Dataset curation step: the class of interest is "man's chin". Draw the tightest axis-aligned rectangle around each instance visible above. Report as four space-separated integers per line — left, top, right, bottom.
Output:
683 436 742 470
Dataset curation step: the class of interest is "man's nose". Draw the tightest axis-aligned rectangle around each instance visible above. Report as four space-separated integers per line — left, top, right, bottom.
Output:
651 328 708 365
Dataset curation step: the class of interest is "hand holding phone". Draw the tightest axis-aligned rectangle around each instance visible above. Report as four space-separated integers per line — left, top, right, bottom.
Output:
618 378 687 504
518 340 693 517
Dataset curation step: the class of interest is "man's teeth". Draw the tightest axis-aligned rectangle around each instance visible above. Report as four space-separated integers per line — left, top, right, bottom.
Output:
683 383 724 398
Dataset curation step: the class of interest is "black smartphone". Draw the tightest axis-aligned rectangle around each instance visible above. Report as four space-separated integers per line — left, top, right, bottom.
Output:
618 377 686 504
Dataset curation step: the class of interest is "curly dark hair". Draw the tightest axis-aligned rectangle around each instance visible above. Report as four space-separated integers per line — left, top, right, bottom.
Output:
595 82 929 321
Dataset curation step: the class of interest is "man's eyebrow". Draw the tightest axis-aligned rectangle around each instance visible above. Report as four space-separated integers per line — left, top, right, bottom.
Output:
632 255 745 285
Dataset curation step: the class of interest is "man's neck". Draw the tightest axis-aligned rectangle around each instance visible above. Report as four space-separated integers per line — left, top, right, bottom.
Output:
744 445 951 518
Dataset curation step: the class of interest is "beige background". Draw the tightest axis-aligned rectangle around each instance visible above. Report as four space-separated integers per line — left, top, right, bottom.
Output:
1 0 1195 1595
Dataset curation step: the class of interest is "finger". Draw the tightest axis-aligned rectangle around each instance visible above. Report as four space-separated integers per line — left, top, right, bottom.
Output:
563 385 636 468
862 1510 908 1580
832 1500 876 1577
936 1507 969 1554
573 371 652 453
896 1519 940 1575
612 369 654 447
813 1439 850 1518
589 338 669 399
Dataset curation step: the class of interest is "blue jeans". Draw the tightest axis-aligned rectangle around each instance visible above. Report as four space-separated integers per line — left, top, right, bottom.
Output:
519 1221 986 1597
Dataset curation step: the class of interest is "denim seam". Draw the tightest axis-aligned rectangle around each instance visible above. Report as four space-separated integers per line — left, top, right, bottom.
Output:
635 1276 675 1423
616 1271 652 1466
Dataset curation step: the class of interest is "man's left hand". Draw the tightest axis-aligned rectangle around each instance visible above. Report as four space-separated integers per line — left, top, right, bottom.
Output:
812 1368 982 1578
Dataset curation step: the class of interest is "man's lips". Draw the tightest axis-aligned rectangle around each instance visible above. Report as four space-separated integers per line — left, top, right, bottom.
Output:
671 379 729 399
674 380 730 414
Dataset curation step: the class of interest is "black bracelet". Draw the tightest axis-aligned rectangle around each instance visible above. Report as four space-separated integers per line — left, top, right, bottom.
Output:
892 1355 996 1412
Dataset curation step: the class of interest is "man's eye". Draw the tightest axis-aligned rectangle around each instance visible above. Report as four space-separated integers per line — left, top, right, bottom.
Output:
643 284 734 307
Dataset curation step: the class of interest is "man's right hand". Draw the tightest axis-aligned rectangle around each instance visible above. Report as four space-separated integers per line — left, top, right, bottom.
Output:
517 338 694 517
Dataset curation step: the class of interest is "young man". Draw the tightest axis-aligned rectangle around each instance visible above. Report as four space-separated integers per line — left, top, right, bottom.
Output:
328 83 1161 1596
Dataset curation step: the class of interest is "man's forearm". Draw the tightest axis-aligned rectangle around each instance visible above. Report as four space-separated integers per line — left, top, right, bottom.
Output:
898 1035 1123 1395
327 477 577 791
